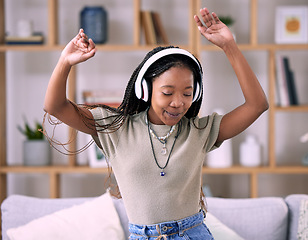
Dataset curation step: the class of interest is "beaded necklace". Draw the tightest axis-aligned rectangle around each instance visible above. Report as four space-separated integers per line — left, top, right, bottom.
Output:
148 125 176 155
146 112 182 176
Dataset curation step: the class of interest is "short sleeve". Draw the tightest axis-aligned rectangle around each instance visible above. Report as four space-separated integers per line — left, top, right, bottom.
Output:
89 107 124 160
192 112 223 153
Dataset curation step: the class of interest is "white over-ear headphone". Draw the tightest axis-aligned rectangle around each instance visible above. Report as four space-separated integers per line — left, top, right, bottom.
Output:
134 48 202 102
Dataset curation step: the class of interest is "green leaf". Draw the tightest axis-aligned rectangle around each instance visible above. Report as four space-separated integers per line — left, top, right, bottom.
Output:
17 120 45 140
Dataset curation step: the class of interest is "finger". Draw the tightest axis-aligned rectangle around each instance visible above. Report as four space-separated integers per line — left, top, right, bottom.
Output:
194 15 208 35
83 47 96 60
80 32 89 44
193 15 205 28
76 29 84 40
88 38 96 52
212 12 220 23
71 29 83 46
200 8 214 28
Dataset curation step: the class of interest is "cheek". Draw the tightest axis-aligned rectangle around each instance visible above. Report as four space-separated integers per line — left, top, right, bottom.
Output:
183 97 193 108
154 98 169 109
151 91 167 106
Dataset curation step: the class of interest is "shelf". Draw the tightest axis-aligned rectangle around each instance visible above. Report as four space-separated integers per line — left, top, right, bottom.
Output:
0 166 110 174
0 44 63 52
275 105 308 112
202 166 308 174
202 166 268 174
0 44 136 52
201 43 308 52
268 166 308 174
1 43 308 53
0 44 190 52
1 165 307 175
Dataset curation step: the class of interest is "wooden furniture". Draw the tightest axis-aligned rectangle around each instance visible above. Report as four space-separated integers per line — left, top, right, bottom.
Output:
0 0 307 205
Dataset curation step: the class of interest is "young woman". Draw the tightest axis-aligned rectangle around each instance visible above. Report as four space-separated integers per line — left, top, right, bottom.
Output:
44 7 268 240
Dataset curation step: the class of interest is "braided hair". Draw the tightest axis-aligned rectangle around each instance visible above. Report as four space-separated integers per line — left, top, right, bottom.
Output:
43 46 204 151
81 45 204 133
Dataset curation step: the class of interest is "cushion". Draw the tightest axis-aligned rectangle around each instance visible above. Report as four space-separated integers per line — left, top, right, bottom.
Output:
6 192 125 240
285 194 308 240
112 197 130 239
205 212 244 240
206 197 288 240
1 195 93 240
297 199 308 239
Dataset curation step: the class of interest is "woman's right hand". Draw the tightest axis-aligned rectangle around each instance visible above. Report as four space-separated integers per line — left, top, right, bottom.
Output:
61 29 97 66
44 29 97 136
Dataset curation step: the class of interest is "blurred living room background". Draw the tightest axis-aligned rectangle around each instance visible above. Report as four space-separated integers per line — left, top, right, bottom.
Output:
1 0 308 202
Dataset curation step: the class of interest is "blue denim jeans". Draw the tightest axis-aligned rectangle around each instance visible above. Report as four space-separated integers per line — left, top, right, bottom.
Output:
128 211 214 240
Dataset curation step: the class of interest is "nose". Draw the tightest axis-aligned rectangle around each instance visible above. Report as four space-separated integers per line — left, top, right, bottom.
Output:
169 95 184 108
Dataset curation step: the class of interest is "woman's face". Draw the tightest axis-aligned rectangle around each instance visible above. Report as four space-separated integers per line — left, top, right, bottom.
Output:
148 66 194 126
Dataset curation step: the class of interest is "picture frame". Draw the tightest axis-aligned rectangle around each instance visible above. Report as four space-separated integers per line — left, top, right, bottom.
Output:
275 6 308 44
88 137 108 168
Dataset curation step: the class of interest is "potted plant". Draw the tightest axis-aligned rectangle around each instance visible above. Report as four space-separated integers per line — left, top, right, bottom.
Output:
219 16 234 26
18 121 51 166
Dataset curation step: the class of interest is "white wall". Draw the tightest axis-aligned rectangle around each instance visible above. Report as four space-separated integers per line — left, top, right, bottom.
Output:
5 0 308 198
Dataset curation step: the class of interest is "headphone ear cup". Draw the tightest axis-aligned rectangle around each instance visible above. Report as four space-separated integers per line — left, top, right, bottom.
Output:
135 80 142 99
141 79 148 102
192 81 200 102
141 78 151 102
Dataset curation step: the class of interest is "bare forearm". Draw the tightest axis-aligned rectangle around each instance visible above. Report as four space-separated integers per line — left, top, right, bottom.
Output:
223 41 268 112
216 42 269 142
44 57 72 116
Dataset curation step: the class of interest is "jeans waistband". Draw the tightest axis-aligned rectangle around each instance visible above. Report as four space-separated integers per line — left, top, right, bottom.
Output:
129 211 205 238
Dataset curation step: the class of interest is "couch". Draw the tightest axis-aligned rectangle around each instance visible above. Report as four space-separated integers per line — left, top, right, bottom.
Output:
1 193 307 240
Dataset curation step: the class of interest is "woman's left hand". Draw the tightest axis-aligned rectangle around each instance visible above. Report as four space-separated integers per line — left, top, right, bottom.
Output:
195 8 268 143
194 8 234 50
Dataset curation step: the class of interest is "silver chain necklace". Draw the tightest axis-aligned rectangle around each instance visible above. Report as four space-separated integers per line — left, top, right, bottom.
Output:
146 112 182 176
148 125 176 155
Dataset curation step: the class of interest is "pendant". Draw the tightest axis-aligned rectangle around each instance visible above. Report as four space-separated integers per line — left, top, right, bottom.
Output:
161 146 168 155
160 171 165 176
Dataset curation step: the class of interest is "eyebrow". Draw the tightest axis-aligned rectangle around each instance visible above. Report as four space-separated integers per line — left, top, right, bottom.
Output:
160 85 193 89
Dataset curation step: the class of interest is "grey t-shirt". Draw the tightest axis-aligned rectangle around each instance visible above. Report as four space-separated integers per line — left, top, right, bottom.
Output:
90 108 222 225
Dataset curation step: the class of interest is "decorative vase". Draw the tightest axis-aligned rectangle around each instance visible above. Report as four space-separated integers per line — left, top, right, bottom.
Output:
206 138 233 168
80 6 108 44
239 135 261 167
23 140 51 166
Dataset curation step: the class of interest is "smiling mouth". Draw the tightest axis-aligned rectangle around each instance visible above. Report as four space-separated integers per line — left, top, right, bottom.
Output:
165 110 181 118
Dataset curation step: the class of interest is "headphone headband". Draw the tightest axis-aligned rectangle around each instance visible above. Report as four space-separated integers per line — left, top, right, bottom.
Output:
134 48 202 102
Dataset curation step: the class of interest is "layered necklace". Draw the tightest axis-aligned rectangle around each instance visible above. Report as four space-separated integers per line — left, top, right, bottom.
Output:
149 125 176 155
146 112 182 177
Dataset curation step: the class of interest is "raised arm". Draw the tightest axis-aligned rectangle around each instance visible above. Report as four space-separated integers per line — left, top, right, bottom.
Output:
194 8 268 143
44 29 97 135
